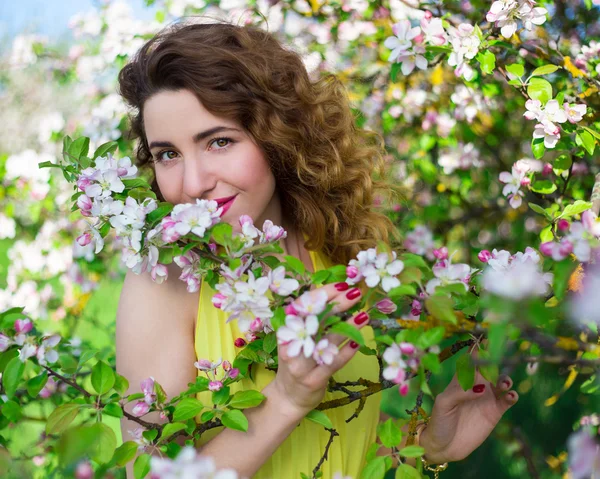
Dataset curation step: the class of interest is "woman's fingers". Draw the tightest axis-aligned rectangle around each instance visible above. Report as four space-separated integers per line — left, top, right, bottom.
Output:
491 374 513 399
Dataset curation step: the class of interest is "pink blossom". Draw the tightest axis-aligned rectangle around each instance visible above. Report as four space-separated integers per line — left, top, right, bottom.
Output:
76 232 92 247
228 368 239 379
542 163 553 176
558 219 570 232
212 293 227 309
222 360 232 371
208 380 223 392
194 358 222 371
312 338 339 366
14 318 33 334
478 250 492 263
77 194 93 216
284 302 298 315
132 401 150 417
376 298 397 315
410 299 422 317
160 216 181 243
399 342 416 356
141 377 156 405
0 334 12 352
39 377 58 398
346 265 359 279
75 461 94 479
433 247 448 260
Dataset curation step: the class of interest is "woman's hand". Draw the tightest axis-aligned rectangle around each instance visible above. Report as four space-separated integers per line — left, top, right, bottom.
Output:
419 367 519 464
270 282 369 417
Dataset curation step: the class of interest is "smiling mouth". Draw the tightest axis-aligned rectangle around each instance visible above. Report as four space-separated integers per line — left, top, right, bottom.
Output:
218 195 237 215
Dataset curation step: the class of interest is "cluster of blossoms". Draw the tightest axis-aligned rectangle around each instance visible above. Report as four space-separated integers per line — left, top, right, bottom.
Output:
437 142 481 175
194 358 239 392
345 248 405 293
499 160 533 209
566 427 600 479
540 210 600 263
131 377 159 417
524 99 587 148
384 12 449 76
447 23 481 80
149 446 239 479
0 318 61 365
212 216 298 333
486 0 548 38
383 341 438 395
479 247 553 300
425 252 476 295
276 290 339 365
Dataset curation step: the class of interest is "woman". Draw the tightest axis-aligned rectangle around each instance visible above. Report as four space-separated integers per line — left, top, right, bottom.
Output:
115 21 519 478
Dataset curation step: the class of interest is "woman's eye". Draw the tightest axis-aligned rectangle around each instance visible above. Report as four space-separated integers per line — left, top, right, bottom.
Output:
209 137 234 151
156 150 178 163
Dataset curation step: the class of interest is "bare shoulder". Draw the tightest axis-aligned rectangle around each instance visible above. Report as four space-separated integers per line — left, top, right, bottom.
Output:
116 262 200 333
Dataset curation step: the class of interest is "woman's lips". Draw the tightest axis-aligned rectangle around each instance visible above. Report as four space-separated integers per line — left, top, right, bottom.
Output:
218 195 237 215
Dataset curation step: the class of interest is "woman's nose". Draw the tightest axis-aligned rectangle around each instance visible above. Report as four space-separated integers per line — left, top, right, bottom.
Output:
181 157 217 200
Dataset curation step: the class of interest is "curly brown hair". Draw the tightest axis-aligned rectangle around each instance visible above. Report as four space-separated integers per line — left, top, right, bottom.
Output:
118 19 403 266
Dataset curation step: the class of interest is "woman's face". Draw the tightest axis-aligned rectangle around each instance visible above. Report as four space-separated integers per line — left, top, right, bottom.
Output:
143 89 281 233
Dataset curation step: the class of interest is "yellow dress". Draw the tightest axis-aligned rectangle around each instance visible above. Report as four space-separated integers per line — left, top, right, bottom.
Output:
194 246 381 479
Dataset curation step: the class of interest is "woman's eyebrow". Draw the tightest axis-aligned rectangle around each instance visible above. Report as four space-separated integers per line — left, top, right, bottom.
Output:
148 126 242 150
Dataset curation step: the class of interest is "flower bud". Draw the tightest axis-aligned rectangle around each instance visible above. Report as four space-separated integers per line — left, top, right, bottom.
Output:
234 338 247 348
284 303 298 315
245 332 258 343
222 360 232 371
14 318 33 334
249 318 263 332
526 361 538 376
539 242 555 256
209 380 223 391
399 342 416 356
376 298 397 315
211 293 227 309
75 461 93 479
398 383 409 396
76 177 92 192
208 242 217 254
557 219 570 232
433 246 448 260
410 299 422 317
346 265 359 279
132 401 150 417
228 368 240 379
520 177 531 187
542 163 553 176
478 250 492 263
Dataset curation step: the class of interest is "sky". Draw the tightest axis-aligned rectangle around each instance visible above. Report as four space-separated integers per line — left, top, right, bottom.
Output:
0 0 157 41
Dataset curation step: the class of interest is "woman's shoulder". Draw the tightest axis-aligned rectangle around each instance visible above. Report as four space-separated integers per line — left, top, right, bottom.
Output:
120 263 200 332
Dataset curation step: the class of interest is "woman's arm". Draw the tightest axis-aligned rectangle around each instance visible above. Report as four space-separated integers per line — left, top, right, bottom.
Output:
115 264 308 478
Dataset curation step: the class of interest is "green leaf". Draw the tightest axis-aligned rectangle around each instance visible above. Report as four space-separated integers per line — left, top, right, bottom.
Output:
540 225 554 243
212 386 230 406
531 137 546 159
122 178 151 189
271 307 285 331
582 126 600 141
134 454 151 479
112 441 139 467
263 333 277 354
530 180 557 194
146 203 174 225
26 372 48 397
328 322 365 346
228 390 266 409
2 357 25 399
93 141 119 160
395 464 421 479
478 51 496 75
160 422 187 441
102 403 124 418
388 284 417 298
173 398 204 422
284 255 305 275
311 270 331 285
398 445 425 457
456 352 475 391
559 200 592 219
114 373 129 395
91 361 115 395
305 409 333 429
527 77 553 103
398 267 423 284
58 424 99 466
89 422 117 464
400 253 429 269
67 137 90 161
417 326 445 349
477 349 499 385
46 403 82 435
576 130 596 155
360 456 386 479
424 296 457 324
1 400 22 422
221 409 248 432
531 64 559 76
529 203 552 221
506 63 524 78
554 154 572 171
211 223 233 246
421 353 441 374
377 418 403 448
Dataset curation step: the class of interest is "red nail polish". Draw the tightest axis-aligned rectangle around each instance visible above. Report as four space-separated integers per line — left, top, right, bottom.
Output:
502 380 511 387
335 282 349 291
354 312 369 325
473 384 485 393
349 341 359 349
346 288 361 300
